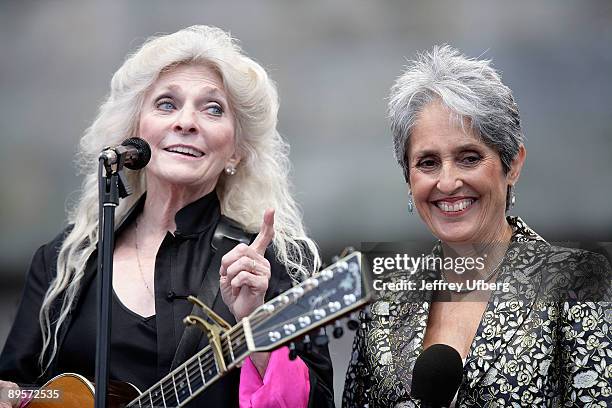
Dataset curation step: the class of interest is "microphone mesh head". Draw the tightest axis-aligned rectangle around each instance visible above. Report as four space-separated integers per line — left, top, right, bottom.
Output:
411 344 463 407
122 137 151 170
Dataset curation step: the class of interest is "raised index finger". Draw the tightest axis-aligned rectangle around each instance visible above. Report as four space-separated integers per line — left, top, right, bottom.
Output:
250 208 275 255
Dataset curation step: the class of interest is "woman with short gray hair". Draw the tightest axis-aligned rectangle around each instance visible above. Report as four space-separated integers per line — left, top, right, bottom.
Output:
343 45 610 407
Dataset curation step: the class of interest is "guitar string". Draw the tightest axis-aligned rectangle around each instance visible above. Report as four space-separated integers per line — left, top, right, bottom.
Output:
144 289 358 407
156 299 355 408
136 316 262 407
137 264 360 407
145 299 309 404
135 328 246 408
142 306 307 408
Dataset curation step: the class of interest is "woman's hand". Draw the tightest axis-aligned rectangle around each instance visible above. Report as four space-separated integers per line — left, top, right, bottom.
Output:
220 209 275 322
0 380 21 408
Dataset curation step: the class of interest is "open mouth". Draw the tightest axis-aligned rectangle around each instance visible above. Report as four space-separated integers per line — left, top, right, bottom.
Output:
433 198 476 214
163 145 204 158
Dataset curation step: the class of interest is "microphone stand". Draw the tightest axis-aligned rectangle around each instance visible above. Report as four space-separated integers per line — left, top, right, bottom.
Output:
95 156 131 408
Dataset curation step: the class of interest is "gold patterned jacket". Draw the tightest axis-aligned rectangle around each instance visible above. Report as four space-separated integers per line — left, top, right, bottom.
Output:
343 217 612 407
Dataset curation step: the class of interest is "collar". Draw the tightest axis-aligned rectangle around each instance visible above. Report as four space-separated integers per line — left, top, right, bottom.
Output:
506 215 547 243
173 190 220 236
116 190 221 238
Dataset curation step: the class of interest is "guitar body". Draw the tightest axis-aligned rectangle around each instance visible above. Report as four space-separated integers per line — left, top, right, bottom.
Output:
25 373 139 408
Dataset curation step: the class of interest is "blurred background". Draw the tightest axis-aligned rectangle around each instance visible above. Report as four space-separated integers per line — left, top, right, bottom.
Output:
1 0 611 404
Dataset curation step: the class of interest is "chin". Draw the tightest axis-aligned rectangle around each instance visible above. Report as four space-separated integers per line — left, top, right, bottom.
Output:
148 170 214 189
429 220 478 244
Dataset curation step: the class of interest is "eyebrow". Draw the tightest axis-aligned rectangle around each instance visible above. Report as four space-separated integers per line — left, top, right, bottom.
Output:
156 84 228 102
411 143 484 158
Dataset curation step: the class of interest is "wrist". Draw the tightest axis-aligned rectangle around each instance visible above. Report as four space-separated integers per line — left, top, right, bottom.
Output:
249 352 271 378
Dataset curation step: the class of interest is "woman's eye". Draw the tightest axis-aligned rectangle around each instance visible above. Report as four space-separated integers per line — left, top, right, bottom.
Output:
460 155 481 165
206 104 223 116
156 100 175 111
417 159 438 169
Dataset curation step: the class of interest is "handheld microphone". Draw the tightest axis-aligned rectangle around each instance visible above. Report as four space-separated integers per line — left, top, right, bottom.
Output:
99 137 151 170
411 344 463 408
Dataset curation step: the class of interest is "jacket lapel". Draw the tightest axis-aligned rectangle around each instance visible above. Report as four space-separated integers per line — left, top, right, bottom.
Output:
387 267 436 395
462 239 548 388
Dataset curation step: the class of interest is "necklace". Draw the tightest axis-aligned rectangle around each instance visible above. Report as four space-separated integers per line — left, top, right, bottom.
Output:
440 249 507 294
134 218 155 297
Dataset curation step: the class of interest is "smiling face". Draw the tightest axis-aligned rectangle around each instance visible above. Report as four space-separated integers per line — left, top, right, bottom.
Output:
407 101 525 244
138 63 240 195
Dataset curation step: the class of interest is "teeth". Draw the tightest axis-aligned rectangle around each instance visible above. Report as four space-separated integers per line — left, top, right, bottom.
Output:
437 199 474 212
166 146 204 157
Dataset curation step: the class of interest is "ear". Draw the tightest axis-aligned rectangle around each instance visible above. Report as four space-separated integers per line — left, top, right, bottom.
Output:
227 150 242 168
506 144 526 185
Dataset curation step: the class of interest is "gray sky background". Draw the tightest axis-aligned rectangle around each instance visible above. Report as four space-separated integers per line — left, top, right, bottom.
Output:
1 1 611 403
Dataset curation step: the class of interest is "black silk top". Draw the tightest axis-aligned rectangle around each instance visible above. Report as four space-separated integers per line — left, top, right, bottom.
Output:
0 192 335 407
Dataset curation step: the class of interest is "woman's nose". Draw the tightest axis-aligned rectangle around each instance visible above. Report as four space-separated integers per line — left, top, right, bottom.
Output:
436 162 463 193
173 107 199 135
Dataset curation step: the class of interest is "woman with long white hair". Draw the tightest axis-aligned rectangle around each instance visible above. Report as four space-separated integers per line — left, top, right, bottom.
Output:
0 25 333 407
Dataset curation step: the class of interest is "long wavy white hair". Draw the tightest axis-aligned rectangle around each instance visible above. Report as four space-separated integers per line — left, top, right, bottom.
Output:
38 25 320 374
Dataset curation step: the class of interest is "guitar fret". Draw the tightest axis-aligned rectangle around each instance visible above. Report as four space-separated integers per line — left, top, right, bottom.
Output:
213 352 219 373
172 373 180 404
227 334 235 361
149 391 154 407
185 365 193 395
198 355 206 385
159 383 167 408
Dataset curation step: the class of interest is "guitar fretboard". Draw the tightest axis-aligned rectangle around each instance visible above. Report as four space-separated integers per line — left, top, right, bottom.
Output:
126 322 249 407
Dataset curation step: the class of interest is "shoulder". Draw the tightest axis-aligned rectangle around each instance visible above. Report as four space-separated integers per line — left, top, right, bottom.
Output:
545 245 609 267
542 245 612 302
28 225 73 281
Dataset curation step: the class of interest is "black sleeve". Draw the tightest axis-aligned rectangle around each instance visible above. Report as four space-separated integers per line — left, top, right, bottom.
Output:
264 247 336 408
0 244 53 385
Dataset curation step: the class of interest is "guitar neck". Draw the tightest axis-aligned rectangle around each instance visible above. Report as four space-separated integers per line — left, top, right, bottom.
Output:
126 251 366 408
127 322 249 408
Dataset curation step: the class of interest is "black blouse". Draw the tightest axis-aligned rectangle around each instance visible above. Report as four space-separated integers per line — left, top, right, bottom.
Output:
58 283 159 393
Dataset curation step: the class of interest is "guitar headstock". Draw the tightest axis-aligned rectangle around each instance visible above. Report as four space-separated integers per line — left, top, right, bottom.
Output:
245 251 369 352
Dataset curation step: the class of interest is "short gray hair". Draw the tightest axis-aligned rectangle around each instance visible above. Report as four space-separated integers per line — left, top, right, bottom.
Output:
388 45 524 181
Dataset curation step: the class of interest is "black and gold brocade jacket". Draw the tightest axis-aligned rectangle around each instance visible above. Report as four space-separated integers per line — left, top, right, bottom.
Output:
343 217 612 407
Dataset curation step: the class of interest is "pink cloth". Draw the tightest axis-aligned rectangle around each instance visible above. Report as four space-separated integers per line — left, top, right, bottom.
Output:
239 346 310 408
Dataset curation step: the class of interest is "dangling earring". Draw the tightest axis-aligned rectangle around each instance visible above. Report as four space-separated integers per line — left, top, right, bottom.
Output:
225 165 236 176
407 189 414 213
506 185 516 210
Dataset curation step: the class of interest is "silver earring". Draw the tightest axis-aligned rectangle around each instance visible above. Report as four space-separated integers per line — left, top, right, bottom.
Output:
408 190 414 213
225 166 236 176
507 185 516 210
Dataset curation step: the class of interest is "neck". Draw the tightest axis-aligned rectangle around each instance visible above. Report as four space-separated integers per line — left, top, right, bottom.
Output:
442 217 513 257
441 218 513 281
142 177 214 233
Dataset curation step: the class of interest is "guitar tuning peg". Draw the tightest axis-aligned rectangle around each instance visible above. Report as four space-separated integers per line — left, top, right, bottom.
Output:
288 342 298 360
302 334 312 352
313 328 329 347
340 246 356 257
332 321 344 339
347 319 359 331
347 312 360 331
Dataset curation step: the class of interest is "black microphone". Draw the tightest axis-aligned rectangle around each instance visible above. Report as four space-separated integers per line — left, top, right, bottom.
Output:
99 137 151 170
411 344 463 408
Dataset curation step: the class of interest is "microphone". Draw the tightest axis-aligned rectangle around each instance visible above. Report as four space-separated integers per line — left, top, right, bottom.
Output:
99 137 151 170
411 344 463 408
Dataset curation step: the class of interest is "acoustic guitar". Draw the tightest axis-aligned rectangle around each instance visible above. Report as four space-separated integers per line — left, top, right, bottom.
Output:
22 251 368 407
